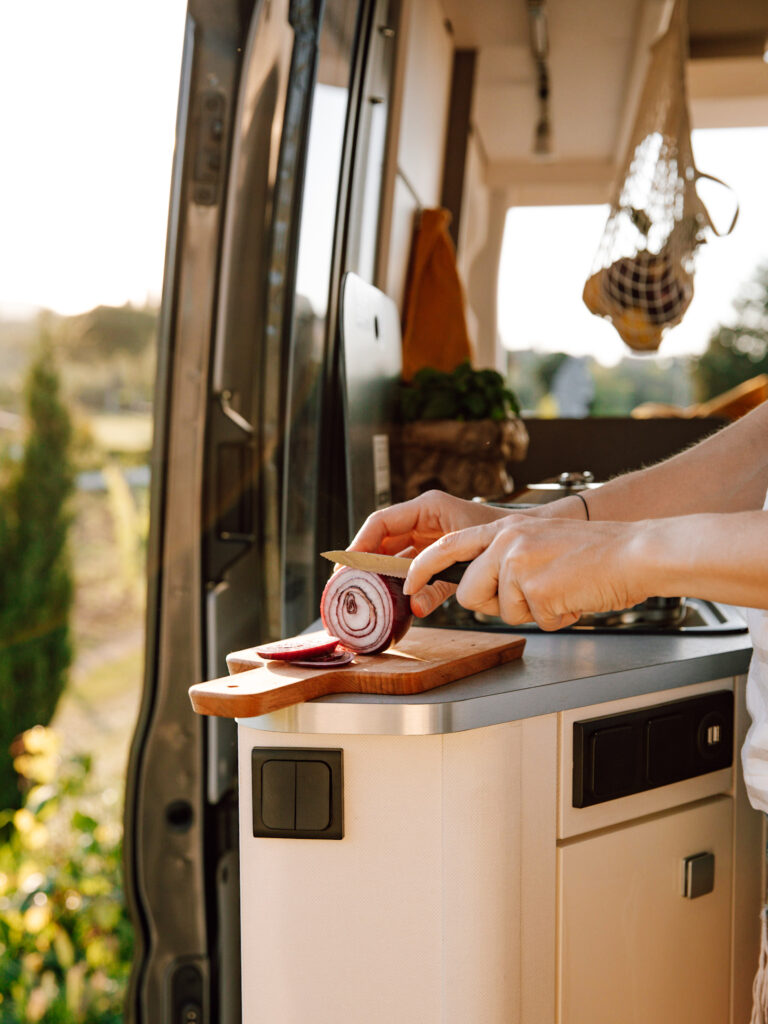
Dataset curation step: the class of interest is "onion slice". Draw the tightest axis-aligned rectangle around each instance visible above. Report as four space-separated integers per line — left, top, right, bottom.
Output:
320 567 412 655
255 631 339 661
289 649 355 669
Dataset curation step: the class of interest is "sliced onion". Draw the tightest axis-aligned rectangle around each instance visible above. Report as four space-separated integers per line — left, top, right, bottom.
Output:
255 631 339 661
289 649 355 669
320 567 412 655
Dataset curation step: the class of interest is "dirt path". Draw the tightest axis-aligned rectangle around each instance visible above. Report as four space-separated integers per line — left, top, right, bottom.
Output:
49 489 147 790
52 628 144 788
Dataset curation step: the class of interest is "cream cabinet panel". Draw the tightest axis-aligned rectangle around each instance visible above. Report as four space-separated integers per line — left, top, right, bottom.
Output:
558 796 733 1024
238 717 558 1024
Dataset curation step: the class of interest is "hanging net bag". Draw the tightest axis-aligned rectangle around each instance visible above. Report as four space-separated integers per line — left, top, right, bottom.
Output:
583 0 737 353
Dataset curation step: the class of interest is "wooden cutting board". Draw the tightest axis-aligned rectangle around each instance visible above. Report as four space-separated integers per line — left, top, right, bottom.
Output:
188 627 526 718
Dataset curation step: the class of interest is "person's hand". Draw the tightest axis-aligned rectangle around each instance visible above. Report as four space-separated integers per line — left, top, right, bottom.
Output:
402 515 652 630
349 491 512 616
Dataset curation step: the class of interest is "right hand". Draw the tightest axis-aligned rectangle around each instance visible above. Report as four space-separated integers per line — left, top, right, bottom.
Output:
348 490 512 616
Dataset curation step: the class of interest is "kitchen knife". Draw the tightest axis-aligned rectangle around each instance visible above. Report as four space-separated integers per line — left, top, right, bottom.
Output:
321 549 470 586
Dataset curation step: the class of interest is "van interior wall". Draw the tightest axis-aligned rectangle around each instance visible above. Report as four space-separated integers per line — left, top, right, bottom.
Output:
380 0 452 312
511 417 727 490
377 0 515 376
456 133 505 372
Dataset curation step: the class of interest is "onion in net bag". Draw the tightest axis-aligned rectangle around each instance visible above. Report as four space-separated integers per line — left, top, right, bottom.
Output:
583 0 737 353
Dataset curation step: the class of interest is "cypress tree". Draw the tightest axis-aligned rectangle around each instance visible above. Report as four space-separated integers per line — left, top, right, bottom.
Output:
0 340 74 810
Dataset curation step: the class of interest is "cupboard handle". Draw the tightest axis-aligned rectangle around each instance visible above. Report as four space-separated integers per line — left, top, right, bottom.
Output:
682 852 715 898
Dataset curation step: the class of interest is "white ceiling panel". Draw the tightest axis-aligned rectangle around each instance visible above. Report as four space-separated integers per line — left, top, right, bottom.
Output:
438 0 768 196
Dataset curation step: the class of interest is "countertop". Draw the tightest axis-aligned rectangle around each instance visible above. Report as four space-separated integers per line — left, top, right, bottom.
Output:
238 611 754 736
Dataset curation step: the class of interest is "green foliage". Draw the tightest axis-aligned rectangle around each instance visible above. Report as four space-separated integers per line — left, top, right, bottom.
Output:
0 340 74 811
47 304 158 413
692 262 768 402
54 305 156 364
590 356 693 415
0 726 132 1023
506 350 693 416
534 352 569 394
399 361 521 423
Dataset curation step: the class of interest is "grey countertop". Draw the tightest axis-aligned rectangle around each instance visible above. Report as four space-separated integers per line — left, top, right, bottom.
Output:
238 612 754 736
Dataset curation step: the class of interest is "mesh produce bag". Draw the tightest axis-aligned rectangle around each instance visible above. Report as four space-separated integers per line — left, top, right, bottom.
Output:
583 0 737 352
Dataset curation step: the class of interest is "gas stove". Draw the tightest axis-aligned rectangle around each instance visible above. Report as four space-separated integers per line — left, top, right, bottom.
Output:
421 596 747 635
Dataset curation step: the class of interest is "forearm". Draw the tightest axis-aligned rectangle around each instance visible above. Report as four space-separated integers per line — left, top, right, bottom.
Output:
531 403 768 523
632 510 768 609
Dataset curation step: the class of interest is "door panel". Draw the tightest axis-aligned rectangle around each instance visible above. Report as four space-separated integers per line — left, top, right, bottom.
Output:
123 3 256 1022
558 796 733 1024
124 1 398 1021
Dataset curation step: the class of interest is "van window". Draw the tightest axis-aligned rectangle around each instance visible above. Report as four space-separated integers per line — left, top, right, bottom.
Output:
499 126 768 417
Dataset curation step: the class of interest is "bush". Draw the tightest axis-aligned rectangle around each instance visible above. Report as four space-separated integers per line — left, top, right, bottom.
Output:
0 726 132 1022
0 340 74 810
692 262 768 402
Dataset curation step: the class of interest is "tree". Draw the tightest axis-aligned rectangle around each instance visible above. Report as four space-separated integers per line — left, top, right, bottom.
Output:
0 340 74 810
692 262 768 402
55 303 157 362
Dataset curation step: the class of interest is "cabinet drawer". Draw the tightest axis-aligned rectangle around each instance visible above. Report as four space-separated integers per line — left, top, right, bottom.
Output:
559 679 734 838
558 796 733 1024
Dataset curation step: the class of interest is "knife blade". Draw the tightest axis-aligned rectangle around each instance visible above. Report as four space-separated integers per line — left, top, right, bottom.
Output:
321 550 470 587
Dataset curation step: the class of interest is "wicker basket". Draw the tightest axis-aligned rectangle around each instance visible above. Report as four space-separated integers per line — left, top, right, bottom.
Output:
390 418 529 502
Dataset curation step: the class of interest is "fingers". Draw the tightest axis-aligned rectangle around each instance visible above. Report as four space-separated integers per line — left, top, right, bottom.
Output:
349 490 502 555
533 610 581 631
348 505 415 554
403 523 498 596
410 580 457 618
404 520 582 631
348 496 440 554
394 545 456 616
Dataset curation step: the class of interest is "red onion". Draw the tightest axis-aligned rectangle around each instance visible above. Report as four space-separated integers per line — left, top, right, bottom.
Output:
289 649 355 669
320 567 413 655
255 632 340 661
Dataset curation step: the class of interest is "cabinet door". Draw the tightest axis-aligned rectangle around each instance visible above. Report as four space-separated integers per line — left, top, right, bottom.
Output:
558 796 733 1024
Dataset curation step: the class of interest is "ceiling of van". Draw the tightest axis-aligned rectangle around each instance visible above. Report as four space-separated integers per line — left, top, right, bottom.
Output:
439 0 768 203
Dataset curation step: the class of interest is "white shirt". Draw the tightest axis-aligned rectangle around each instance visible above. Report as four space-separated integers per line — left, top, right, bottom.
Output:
740 488 768 812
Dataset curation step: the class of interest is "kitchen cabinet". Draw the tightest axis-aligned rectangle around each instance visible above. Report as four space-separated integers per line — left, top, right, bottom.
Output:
559 797 732 1024
235 631 763 1024
238 715 558 1023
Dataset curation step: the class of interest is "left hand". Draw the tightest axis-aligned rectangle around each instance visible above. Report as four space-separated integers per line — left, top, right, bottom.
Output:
403 515 652 631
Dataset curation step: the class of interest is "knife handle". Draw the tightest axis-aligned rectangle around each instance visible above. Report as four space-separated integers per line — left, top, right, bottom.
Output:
427 560 471 587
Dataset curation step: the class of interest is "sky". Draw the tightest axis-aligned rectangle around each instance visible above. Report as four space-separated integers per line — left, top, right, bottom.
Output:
0 4 765 370
0 1 187 317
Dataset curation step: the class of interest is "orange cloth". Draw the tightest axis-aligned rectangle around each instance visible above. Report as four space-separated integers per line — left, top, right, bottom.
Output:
401 208 473 381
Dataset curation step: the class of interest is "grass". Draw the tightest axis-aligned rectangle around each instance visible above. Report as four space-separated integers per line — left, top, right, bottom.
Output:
88 413 152 455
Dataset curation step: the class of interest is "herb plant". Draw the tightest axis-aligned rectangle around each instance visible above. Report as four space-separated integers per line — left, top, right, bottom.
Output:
399 361 521 423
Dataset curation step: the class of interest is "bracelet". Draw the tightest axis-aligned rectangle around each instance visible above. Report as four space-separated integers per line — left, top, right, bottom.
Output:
573 492 590 521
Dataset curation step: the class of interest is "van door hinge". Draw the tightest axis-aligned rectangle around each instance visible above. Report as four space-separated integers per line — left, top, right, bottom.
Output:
193 89 226 205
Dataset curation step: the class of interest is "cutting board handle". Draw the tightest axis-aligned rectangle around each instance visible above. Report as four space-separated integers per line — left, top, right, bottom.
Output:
189 663 352 718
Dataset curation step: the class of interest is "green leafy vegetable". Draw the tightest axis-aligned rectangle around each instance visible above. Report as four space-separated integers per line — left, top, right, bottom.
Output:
399 361 521 423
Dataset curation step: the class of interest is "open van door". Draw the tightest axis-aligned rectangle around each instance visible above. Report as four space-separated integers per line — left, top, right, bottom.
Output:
122 1 397 1020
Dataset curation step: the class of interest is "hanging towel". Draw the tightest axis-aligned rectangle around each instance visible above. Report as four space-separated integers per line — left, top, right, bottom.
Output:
401 208 474 381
